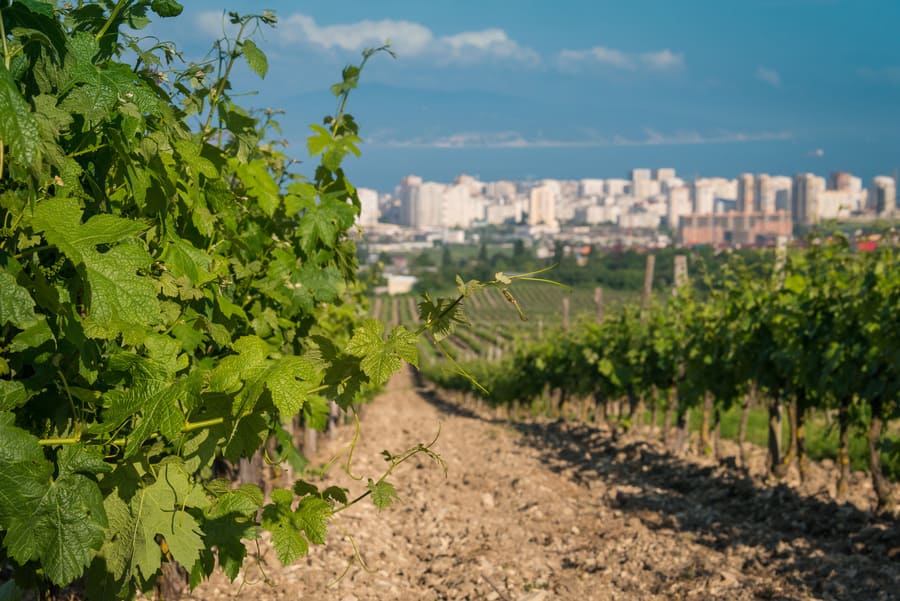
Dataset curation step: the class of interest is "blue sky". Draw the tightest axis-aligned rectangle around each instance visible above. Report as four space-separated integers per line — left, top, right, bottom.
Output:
153 1 900 191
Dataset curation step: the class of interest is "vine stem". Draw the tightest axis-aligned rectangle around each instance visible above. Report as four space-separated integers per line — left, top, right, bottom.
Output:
201 16 250 143
1 6 8 182
331 426 444 516
95 0 130 42
38 383 330 447
1 6 10 69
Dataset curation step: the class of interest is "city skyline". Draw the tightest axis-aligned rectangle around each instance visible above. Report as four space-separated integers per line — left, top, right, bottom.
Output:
359 166 895 248
159 1 900 190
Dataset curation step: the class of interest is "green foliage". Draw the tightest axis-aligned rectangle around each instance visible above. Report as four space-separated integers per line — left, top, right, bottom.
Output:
367 478 399 511
0 3 451 597
423 238 900 485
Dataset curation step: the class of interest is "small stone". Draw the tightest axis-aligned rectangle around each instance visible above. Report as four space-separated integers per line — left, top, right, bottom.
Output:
482 492 496 509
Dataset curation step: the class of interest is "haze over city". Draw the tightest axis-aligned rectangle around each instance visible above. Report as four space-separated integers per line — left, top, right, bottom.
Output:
155 1 899 191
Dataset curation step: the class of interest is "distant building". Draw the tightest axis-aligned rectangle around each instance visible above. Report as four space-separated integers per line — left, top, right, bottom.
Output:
692 181 716 215
529 182 559 226
357 187 380 227
736 173 755 213
631 168 651 182
606 178 630 196
395 175 484 229
791 173 826 225
870 176 897 216
679 211 792 246
666 185 692 229
654 167 676 182
580 178 605 197
386 274 417 296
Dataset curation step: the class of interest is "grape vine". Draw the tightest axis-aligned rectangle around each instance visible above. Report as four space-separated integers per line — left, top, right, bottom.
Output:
0 2 529 598
424 238 900 512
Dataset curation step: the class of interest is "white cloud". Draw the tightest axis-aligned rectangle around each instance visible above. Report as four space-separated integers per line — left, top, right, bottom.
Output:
756 66 782 87
199 12 538 64
278 14 433 56
559 47 634 69
857 66 900 85
640 49 684 70
369 129 792 149
440 29 539 64
558 46 684 72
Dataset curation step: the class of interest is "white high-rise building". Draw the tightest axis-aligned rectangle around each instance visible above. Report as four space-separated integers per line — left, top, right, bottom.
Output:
871 176 897 216
529 182 559 226
667 185 692 229
356 188 379 227
791 173 827 225
755 174 775 214
654 167 676 182
736 173 755 213
606 178 630 196
580 179 605 197
631 168 651 182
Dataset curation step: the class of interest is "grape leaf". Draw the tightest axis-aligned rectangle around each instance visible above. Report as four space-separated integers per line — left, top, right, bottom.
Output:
367 478 398 511
101 463 208 582
261 489 307 564
160 234 216 287
0 381 29 411
0 63 40 166
149 0 183 18
417 293 468 342
346 319 418 386
198 484 263 581
31 197 159 340
1 437 109 585
294 496 330 545
266 354 324 416
241 39 268 79
0 270 37 329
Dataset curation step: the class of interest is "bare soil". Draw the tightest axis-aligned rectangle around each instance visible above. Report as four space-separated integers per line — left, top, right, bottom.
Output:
189 368 900 601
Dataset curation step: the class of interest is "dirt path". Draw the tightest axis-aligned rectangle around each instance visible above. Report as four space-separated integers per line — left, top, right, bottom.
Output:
191 368 900 601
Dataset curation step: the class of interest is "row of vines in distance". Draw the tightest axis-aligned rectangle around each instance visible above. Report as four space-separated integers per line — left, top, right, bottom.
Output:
424 236 900 512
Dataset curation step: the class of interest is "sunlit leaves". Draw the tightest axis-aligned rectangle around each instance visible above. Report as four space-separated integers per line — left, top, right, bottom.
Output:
0 63 40 167
241 39 268 78
347 319 419 386
0 4 415 596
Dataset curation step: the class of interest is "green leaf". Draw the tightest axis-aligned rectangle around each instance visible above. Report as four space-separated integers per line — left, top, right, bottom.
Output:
261 489 308 564
294 496 329 545
0 380 29 411
9 316 54 352
99 463 208 582
201 484 263 580
367 478 398 511
149 0 183 17
0 270 37 329
296 204 339 255
306 124 332 157
347 320 419 386
266 353 326 416
31 197 159 340
14 0 56 18
417 293 468 342
0 63 40 167
234 159 280 217
160 234 216 287
1 436 108 586
241 39 268 79
783 274 807 295
303 394 329 430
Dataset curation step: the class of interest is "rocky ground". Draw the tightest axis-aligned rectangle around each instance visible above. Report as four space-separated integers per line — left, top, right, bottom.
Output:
189 367 900 601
